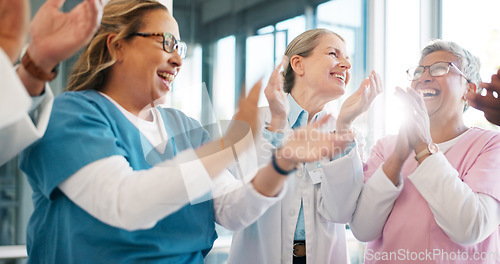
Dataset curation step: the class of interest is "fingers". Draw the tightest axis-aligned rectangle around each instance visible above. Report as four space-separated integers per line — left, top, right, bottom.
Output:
488 74 500 92
46 0 65 9
269 56 286 91
469 92 500 110
395 86 411 103
72 0 103 36
490 70 500 85
406 87 427 112
373 70 383 94
367 72 378 100
280 56 288 69
360 70 383 104
310 114 332 128
395 86 426 114
88 0 105 20
482 109 500 126
395 87 420 116
0 0 30 62
245 79 262 105
356 77 370 97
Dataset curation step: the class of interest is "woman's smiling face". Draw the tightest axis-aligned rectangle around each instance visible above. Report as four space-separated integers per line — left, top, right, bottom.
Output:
118 9 183 106
299 33 352 101
411 50 471 122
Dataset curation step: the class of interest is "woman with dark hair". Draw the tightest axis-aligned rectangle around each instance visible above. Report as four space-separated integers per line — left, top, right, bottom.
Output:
20 1 343 263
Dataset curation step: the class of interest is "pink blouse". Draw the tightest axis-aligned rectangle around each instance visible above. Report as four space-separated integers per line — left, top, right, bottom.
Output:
363 127 500 264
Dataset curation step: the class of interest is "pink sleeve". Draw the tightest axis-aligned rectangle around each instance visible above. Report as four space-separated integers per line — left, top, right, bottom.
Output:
461 131 500 202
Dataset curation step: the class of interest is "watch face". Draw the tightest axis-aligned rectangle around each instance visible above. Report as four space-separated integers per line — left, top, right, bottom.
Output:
428 143 439 154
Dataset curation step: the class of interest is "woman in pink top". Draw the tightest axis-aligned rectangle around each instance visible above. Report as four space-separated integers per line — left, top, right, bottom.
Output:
349 40 500 263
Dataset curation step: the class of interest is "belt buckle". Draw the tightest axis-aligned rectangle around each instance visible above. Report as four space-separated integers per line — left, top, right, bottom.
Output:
293 242 306 257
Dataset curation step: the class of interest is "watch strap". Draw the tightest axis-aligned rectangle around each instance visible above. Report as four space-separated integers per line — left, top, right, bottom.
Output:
414 143 438 162
21 51 58 81
414 147 431 162
271 150 297 176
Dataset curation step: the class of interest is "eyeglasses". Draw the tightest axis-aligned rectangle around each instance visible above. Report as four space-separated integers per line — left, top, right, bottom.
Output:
133 32 187 59
406 61 470 82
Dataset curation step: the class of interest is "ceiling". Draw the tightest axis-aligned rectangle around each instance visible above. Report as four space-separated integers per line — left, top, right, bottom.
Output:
173 0 330 44
30 0 329 45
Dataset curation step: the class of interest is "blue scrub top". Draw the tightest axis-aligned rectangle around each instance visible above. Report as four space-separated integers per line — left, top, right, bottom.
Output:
20 90 217 264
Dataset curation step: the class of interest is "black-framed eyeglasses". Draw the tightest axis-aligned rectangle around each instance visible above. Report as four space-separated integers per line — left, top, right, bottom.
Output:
406 61 470 82
133 32 187 59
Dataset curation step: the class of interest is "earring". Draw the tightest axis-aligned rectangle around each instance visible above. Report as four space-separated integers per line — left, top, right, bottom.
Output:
462 96 470 111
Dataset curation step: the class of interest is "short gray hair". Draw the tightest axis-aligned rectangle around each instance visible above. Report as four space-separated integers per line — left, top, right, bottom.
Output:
282 29 344 93
420 40 481 87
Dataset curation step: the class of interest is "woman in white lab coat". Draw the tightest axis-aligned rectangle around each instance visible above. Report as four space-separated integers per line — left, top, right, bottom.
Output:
0 0 102 165
228 28 383 264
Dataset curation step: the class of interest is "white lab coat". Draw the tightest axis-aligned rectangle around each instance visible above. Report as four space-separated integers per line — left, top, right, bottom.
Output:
0 48 53 165
228 107 364 264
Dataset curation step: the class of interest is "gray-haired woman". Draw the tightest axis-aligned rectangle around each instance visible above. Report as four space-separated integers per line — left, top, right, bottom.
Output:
350 40 500 264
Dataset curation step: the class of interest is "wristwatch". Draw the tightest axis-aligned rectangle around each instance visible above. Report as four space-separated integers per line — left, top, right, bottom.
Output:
21 51 58 81
414 143 439 162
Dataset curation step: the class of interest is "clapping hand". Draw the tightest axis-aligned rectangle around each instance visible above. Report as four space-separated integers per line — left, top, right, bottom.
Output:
226 80 263 148
264 57 289 132
278 115 354 164
337 71 383 131
27 0 104 73
0 0 30 63
467 69 500 126
394 87 432 152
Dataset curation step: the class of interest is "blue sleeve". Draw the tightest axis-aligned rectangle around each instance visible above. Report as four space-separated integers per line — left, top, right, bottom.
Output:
262 128 285 148
20 92 128 200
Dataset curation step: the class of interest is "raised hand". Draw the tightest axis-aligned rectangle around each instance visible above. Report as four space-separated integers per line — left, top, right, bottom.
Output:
0 0 30 63
337 70 383 131
264 57 289 132
226 80 263 146
382 123 412 186
467 69 500 126
395 86 433 152
27 0 104 73
277 115 353 164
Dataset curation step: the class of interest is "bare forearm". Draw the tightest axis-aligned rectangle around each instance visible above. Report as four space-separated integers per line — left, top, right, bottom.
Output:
267 117 286 133
16 62 46 96
382 153 405 186
16 47 56 96
196 137 237 179
251 162 288 197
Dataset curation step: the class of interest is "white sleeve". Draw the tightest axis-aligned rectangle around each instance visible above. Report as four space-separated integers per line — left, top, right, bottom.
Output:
409 152 500 245
214 179 286 231
60 146 285 232
0 47 31 129
212 142 286 231
349 165 403 242
59 149 215 231
0 48 54 165
319 145 364 223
